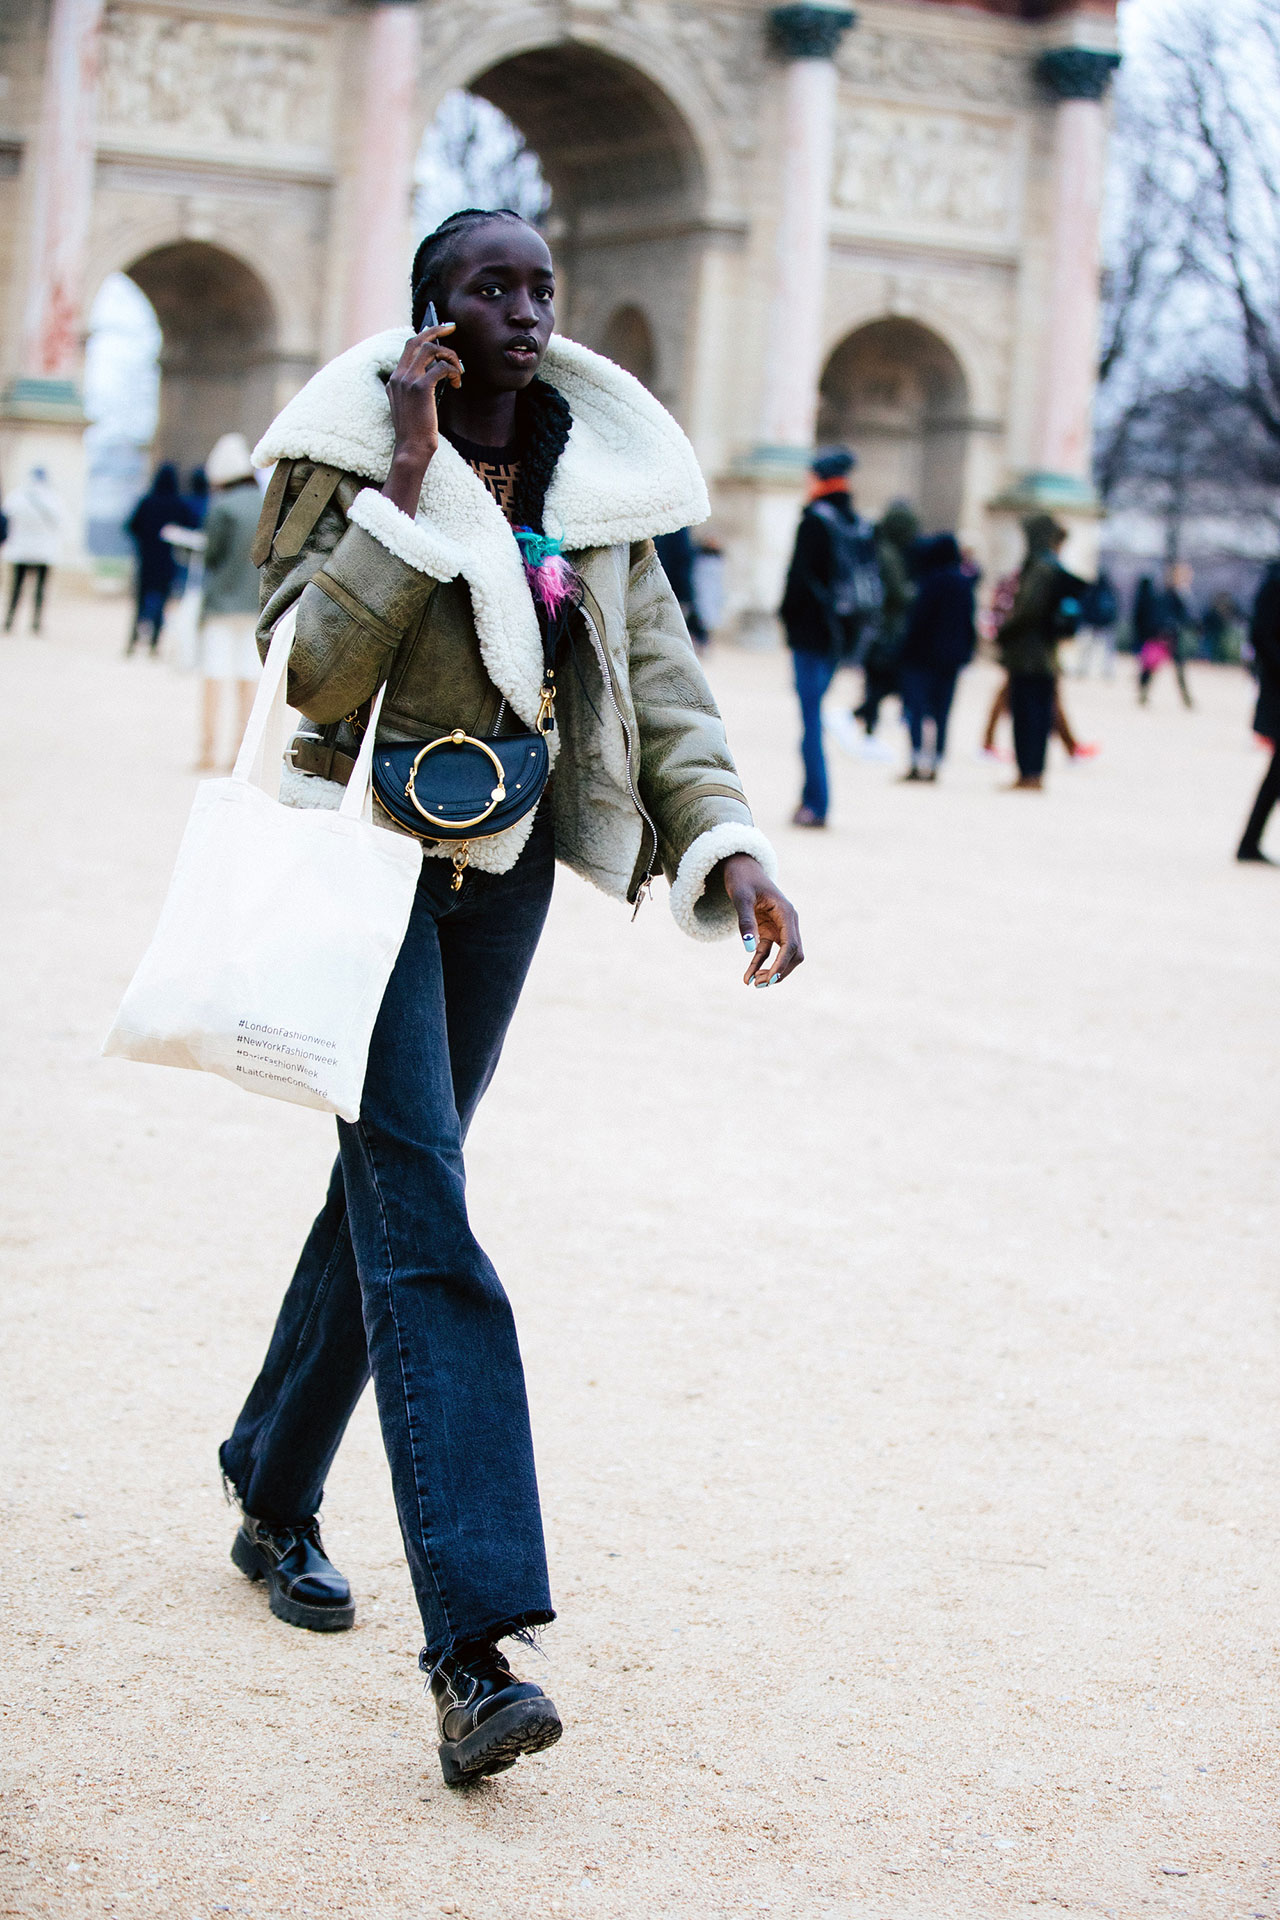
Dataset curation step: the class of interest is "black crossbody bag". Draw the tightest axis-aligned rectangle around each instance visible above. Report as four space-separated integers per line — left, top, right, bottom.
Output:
370 670 555 891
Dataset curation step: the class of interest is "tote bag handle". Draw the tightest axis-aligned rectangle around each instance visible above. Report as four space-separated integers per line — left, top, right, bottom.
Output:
231 604 388 822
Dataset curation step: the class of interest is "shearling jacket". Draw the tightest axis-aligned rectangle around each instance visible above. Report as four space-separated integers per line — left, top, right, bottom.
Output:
251 330 775 940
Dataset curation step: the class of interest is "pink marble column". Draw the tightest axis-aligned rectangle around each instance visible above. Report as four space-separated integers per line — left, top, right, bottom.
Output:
1031 47 1120 490
342 3 422 346
758 6 855 456
1037 100 1107 476
16 0 105 392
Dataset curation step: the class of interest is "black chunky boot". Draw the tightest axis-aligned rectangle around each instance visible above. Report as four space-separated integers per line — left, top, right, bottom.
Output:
230 1513 355 1632
427 1642 562 1786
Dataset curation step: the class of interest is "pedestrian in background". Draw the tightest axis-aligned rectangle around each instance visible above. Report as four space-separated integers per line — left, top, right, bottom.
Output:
194 433 263 771
125 463 196 655
1201 591 1243 664
1134 562 1195 708
1075 568 1119 678
995 513 1078 791
897 533 976 782
655 525 709 650
1236 557 1280 864
779 446 868 826
984 534 1095 766
853 500 918 751
2 465 63 635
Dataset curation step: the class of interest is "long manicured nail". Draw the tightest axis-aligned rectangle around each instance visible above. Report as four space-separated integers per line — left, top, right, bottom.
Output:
742 934 756 952
753 975 770 989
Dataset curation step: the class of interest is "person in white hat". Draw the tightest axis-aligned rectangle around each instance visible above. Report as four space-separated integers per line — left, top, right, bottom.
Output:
195 432 262 769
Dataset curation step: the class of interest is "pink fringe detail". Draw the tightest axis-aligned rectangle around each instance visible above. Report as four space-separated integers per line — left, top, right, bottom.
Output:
524 552 578 616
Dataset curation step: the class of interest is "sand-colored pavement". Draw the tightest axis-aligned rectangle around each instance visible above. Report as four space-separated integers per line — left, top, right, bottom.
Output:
2 590 1278 1920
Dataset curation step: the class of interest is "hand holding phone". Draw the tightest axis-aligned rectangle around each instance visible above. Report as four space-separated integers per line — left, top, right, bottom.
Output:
381 300 464 512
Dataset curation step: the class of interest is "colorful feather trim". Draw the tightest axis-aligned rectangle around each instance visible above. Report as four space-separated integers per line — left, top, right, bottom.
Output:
514 525 580 616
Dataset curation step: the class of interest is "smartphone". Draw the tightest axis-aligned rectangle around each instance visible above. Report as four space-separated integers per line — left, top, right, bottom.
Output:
424 300 438 331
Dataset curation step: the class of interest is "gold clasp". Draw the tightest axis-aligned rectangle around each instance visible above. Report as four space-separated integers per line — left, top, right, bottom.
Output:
450 844 470 892
536 669 556 735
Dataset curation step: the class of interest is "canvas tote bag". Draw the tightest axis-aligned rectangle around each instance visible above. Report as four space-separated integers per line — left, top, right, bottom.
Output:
103 606 422 1122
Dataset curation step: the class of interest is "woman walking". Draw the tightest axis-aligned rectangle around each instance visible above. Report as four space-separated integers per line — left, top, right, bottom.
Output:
219 209 802 1787
996 514 1073 790
1134 562 1195 708
125 463 195 654
1237 556 1280 863
2 465 63 634
897 534 975 781
194 433 263 770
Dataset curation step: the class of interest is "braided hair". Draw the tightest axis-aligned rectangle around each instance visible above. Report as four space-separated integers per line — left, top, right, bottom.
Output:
410 208 572 536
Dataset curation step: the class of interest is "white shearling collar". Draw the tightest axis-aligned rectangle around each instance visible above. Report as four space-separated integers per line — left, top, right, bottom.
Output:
253 328 709 549
253 329 710 741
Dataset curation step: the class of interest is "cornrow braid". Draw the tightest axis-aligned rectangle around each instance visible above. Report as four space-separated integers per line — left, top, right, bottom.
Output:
510 379 572 536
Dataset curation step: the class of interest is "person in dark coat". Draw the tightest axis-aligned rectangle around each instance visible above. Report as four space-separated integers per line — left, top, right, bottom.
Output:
1134 562 1195 708
654 526 708 649
854 500 919 740
995 513 1071 790
897 534 976 781
779 446 862 826
1236 560 1280 863
125 463 196 655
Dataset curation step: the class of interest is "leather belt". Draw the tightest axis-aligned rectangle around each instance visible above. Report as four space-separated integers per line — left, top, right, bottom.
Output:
287 735 357 785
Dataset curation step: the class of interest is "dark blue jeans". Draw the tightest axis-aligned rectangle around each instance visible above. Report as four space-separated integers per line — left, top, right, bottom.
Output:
1010 673 1056 780
221 807 556 1658
899 665 960 766
793 647 836 818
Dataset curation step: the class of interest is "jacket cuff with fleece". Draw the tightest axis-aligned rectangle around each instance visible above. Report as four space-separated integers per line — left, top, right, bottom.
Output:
669 820 780 941
347 487 460 584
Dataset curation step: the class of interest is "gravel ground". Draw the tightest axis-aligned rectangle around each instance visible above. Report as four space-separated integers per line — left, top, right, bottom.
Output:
2 591 1278 1920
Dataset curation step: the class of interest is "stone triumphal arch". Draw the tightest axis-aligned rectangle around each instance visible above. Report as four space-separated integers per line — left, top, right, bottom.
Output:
1 0 1119 633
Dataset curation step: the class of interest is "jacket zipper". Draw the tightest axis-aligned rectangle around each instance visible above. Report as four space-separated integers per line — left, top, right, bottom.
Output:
578 591 660 910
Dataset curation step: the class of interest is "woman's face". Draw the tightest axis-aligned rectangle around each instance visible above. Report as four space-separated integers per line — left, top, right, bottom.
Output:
440 221 556 393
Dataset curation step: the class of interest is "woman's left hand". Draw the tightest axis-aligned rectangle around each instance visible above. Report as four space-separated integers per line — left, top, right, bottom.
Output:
720 855 804 987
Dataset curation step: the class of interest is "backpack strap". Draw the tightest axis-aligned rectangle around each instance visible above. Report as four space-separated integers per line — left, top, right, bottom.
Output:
272 463 345 561
250 459 291 567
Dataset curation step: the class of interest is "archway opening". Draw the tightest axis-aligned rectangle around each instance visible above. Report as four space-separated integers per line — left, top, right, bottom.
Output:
83 271 161 557
414 90 550 238
460 43 705 415
600 304 656 387
818 318 970 533
125 241 278 474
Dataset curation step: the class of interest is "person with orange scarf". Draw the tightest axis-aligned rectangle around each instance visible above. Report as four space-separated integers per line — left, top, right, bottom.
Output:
779 447 871 826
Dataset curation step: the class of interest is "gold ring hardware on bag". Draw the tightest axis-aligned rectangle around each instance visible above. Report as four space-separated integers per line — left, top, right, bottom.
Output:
404 730 507 830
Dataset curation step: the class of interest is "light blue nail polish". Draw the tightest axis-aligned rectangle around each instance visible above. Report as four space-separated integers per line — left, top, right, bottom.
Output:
742 934 756 952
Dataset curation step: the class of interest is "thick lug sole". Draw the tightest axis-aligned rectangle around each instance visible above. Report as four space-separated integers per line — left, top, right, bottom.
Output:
230 1526 355 1633
438 1696 563 1787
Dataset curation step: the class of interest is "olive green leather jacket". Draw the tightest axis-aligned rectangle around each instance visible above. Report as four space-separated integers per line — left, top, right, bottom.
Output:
252 330 776 940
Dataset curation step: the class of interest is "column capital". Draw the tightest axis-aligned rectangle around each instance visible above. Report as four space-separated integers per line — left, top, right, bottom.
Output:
768 5 856 62
1035 47 1121 102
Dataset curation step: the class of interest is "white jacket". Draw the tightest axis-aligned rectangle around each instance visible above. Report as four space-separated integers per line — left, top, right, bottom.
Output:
3 479 64 565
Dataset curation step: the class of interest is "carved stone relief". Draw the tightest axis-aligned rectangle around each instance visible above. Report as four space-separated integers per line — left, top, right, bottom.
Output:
666 5 767 154
99 7 333 161
833 104 1023 246
838 28 1033 111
